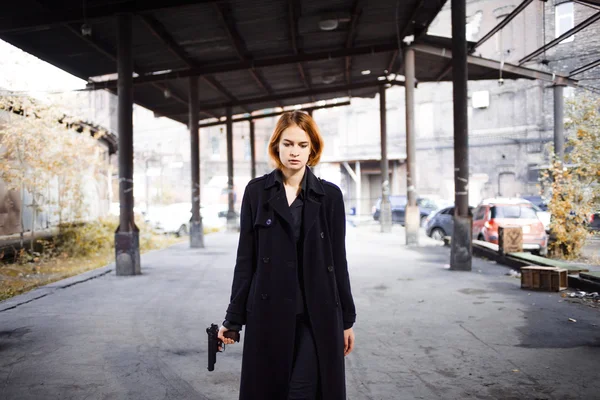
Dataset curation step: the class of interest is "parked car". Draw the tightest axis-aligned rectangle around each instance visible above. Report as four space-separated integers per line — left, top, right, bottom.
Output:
521 195 548 211
590 211 600 232
372 195 438 226
472 198 548 256
425 206 474 241
145 203 192 236
520 196 551 232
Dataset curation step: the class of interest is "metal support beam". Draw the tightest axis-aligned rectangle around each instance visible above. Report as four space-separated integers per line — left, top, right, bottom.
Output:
379 85 392 233
389 0 432 73
249 120 257 179
87 42 399 90
570 58 600 76
450 0 472 271
115 13 140 276
214 3 282 107
474 0 533 50
139 14 250 113
62 22 190 113
345 1 362 96
288 0 313 100
0 0 216 34
197 101 351 128
226 106 237 231
520 11 600 65
412 43 578 87
435 60 454 82
554 84 565 162
156 82 378 117
404 48 419 246
189 77 204 248
573 0 600 11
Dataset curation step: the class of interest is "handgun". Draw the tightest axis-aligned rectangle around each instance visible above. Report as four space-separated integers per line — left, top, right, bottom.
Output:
206 323 240 371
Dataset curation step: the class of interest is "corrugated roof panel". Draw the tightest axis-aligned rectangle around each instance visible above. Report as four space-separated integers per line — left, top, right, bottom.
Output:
215 70 268 99
131 18 188 72
150 3 239 64
259 64 306 92
229 0 290 59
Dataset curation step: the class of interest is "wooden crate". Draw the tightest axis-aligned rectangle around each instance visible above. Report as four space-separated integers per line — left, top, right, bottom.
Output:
498 226 523 254
521 266 568 292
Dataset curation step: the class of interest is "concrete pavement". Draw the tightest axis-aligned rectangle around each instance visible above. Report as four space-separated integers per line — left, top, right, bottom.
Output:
1 226 599 400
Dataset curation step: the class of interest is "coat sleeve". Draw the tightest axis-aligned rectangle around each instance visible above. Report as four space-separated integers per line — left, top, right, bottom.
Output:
224 186 256 325
331 188 357 329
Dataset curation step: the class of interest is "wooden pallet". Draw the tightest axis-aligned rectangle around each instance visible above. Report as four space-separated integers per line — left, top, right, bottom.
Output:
521 266 568 292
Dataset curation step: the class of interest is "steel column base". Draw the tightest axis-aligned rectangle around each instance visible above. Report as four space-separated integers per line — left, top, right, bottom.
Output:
115 230 141 276
405 205 420 246
450 215 472 271
380 197 392 233
190 220 205 248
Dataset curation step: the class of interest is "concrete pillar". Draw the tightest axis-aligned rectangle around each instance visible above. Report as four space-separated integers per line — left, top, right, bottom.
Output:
226 106 237 231
249 120 256 179
189 76 204 248
115 13 141 276
379 85 392 233
450 0 472 271
404 47 419 246
554 84 565 162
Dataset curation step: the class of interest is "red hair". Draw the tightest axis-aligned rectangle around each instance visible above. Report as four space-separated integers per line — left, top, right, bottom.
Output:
268 111 324 169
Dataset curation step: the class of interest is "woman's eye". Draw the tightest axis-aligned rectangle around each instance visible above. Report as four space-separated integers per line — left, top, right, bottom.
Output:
283 143 290 147
301 145 308 149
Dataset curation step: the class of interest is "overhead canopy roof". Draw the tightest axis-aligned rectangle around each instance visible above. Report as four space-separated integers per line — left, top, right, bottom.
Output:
0 0 577 125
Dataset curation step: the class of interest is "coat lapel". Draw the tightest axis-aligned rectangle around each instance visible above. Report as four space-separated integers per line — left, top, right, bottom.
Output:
264 171 295 241
303 167 325 239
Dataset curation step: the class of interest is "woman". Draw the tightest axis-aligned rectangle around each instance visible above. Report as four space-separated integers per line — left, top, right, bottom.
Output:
218 111 356 400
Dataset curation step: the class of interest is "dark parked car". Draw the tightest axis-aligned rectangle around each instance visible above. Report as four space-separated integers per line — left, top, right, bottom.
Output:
425 206 474 241
521 195 548 211
372 195 438 226
590 212 600 232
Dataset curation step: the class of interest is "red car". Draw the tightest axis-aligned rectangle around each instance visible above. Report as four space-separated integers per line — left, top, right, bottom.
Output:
472 198 548 256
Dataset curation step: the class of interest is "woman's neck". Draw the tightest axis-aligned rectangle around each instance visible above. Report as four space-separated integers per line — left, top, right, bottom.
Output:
281 166 306 188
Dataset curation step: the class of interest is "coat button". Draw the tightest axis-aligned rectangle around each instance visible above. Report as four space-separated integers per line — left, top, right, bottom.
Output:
263 257 270 263
320 232 325 238
266 218 272 226
327 265 334 272
261 294 268 300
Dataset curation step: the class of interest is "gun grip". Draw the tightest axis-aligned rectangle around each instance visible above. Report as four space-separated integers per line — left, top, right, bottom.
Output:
223 330 240 342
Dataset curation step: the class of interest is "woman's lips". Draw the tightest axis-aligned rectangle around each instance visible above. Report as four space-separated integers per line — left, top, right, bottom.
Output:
289 160 300 164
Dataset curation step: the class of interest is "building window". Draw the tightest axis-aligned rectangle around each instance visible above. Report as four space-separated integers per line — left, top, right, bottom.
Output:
555 2 574 43
527 164 540 183
244 140 251 161
211 135 220 159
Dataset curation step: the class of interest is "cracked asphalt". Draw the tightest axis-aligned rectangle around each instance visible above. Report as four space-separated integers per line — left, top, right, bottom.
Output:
0 226 599 400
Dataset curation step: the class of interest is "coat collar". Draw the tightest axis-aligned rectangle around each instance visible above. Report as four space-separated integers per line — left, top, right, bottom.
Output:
264 166 325 197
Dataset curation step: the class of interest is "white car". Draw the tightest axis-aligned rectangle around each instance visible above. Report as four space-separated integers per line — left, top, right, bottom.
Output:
526 202 551 233
145 203 192 236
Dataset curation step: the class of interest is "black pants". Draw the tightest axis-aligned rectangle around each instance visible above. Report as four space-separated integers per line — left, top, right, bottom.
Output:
288 315 319 400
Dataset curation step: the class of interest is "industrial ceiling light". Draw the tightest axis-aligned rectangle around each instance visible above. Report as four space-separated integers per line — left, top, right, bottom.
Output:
322 72 337 84
361 70 371 75
319 17 339 31
81 23 92 36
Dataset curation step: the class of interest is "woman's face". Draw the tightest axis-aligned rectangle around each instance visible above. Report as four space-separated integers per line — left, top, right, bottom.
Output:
278 124 311 172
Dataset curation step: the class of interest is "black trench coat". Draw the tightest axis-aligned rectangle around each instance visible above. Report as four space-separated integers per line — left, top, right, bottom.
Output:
224 167 356 400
